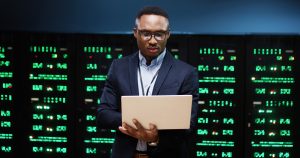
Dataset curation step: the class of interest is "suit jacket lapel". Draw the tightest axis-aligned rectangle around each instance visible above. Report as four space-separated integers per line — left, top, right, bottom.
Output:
152 52 173 95
128 52 139 95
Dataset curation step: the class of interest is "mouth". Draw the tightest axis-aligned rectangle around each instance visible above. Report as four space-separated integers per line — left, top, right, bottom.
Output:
147 47 159 53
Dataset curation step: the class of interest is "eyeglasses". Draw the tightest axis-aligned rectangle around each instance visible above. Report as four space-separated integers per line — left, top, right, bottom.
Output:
136 29 169 41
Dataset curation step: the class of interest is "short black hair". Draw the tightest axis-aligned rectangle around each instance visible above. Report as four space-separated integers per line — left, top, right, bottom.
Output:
136 6 169 20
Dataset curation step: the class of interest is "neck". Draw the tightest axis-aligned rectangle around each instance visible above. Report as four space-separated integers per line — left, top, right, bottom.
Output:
146 58 152 66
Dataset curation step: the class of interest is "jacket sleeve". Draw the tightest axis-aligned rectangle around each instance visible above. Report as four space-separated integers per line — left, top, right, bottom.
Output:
96 60 122 130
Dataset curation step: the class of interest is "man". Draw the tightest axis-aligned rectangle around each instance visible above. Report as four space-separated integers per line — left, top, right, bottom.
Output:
97 6 199 158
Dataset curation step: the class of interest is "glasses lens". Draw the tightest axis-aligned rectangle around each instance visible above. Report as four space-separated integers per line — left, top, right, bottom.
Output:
138 30 167 41
154 32 165 41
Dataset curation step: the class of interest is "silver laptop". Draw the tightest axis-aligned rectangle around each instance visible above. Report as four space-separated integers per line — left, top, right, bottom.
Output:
121 95 192 130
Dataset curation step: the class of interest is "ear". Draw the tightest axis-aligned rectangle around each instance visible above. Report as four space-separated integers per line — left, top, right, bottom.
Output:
166 31 171 40
133 28 138 39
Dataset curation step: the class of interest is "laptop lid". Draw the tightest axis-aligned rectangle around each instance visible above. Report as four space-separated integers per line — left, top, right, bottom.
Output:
121 95 192 130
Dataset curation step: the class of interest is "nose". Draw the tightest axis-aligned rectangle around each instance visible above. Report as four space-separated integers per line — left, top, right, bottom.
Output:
148 35 158 44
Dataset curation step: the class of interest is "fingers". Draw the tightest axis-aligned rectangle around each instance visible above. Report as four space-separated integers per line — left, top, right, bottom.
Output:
133 119 144 130
118 125 129 135
149 123 157 130
118 120 158 142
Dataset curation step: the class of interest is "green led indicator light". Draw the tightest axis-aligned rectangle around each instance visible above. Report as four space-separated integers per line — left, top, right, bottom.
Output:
0 72 13 78
86 115 96 121
57 114 67 120
84 75 107 81
276 56 282 61
199 88 209 94
255 88 266 94
224 65 234 71
84 137 115 144
256 65 266 72
223 118 234 124
52 54 58 58
43 97 66 103
0 61 10 67
32 63 43 68
46 127 53 132
32 85 43 91
84 46 112 53
280 130 291 136
57 63 67 69
230 56 236 61
33 114 44 120
2 83 12 89
209 100 234 107
251 77 294 84
0 94 12 101
32 125 43 131
118 54 123 59
86 63 98 70
36 105 50 110
63 54 68 59
254 152 264 157
251 141 293 147
87 126 97 132
0 110 11 117
86 148 97 154
0 46 5 53
196 140 234 147
0 53 5 58
56 126 67 132
280 118 290 125
199 77 235 83
255 118 265 124
57 85 67 91
32 146 43 152
198 117 209 124
29 74 68 80
0 134 13 139
253 48 282 55
174 54 179 59
198 65 209 71
106 54 112 59
268 132 276 136
57 147 67 153
281 66 292 72
223 130 233 135
254 130 265 136
223 88 234 94
47 115 54 120
29 136 67 142
201 109 216 113
289 56 294 61
197 129 208 135
1 121 11 127
1 146 12 152
30 46 57 53
199 48 223 55
197 151 207 157
222 152 232 157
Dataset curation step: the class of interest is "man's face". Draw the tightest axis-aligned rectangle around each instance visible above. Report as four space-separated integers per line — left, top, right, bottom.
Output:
134 14 170 61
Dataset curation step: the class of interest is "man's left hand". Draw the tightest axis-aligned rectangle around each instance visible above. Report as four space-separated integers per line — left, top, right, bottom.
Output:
118 119 158 142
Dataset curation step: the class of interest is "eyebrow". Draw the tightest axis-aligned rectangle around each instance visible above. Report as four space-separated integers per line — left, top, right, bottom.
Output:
138 29 168 32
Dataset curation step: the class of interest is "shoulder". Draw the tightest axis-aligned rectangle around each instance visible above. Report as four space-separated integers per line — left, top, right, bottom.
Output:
168 55 195 72
111 52 137 65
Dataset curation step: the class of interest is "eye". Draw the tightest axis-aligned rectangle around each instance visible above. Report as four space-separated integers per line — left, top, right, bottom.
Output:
142 32 151 37
154 32 164 37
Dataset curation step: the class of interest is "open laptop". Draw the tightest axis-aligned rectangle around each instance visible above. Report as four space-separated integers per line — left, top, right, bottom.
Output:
121 95 192 130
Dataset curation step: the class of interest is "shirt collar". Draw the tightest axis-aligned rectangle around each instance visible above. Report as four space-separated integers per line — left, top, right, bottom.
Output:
138 49 166 67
